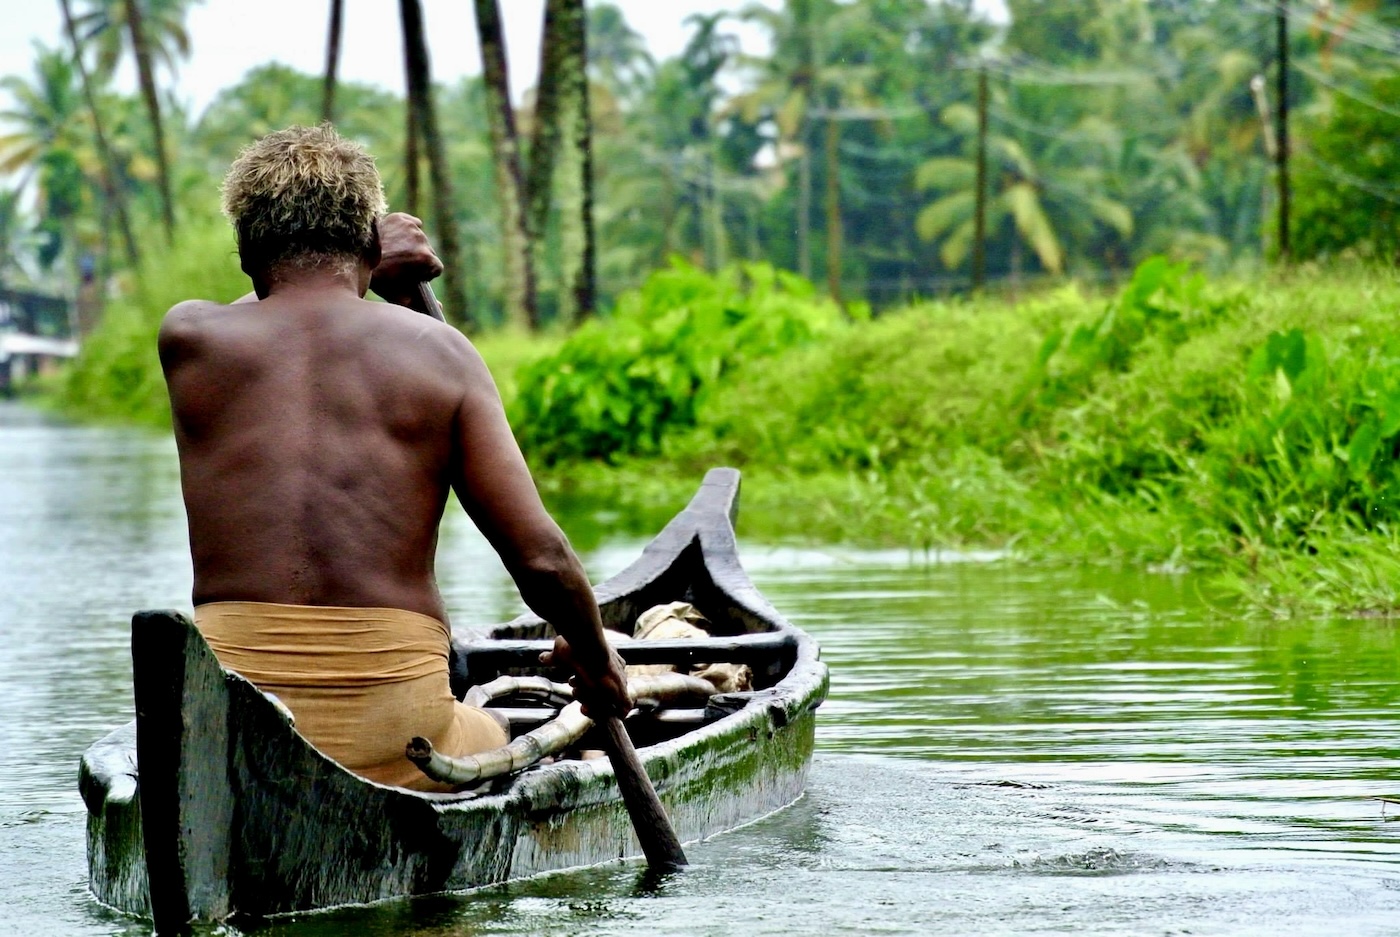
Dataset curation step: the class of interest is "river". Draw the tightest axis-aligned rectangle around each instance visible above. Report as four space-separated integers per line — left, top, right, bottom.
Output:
3 403 1399 936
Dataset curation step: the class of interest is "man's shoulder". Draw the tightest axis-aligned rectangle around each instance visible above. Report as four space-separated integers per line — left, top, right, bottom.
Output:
366 301 485 376
157 299 233 359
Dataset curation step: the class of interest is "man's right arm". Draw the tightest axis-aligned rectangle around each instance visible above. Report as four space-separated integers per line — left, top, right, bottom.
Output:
446 338 630 717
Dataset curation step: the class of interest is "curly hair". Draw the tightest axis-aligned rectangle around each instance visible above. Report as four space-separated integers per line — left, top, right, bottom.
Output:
221 124 387 276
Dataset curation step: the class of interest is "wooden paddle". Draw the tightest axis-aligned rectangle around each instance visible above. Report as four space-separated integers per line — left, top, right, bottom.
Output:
409 280 688 873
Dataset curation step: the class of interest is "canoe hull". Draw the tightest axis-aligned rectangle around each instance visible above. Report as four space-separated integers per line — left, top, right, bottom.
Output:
80 468 828 924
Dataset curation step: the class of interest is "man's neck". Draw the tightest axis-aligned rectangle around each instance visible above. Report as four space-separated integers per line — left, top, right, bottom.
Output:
257 265 367 301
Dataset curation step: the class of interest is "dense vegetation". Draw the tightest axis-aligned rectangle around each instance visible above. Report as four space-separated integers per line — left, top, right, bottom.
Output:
511 258 1400 616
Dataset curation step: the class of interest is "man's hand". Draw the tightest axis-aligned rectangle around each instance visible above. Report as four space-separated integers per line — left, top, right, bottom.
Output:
370 213 443 306
540 635 632 719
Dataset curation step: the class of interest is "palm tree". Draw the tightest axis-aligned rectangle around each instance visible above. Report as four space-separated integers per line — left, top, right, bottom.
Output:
399 0 469 328
472 0 536 329
58 0 139 267
586 3 653 104
736 0 883 297
0 47 98 274
533 0 595 321
915 99 1132 279
75 0 191 239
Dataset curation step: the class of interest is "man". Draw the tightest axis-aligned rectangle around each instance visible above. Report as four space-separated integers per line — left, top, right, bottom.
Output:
158 124 627 792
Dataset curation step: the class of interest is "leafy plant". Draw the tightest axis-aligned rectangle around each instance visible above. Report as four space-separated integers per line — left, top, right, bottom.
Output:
510 260 844 462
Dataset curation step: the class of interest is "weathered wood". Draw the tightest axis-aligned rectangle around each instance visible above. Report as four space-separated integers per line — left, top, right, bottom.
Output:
132 610 233 933
601 715 686 871
82 468 828 920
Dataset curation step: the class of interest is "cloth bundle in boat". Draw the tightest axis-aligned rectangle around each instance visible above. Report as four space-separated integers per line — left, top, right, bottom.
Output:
626 601 752 693
193 601 507 792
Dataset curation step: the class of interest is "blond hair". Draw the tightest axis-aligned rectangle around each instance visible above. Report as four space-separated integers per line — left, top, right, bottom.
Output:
221 124 387 275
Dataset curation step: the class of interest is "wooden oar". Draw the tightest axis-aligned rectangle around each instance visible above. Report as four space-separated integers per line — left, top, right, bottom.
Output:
598 713 688 871
414 281 446 321
408 279 688 872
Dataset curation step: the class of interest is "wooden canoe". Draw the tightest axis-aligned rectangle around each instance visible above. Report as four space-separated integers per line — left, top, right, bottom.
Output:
79 467 828 929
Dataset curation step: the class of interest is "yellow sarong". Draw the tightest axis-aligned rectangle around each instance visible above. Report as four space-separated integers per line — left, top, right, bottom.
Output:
194 601 507 792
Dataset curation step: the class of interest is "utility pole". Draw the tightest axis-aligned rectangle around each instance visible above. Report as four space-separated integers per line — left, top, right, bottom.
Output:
1276 0 1291 261
973 61 989 290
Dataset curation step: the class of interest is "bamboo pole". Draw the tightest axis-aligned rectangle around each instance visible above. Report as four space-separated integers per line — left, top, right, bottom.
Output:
406 673 716 786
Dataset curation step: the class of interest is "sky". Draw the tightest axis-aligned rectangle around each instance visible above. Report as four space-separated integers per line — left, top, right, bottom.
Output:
2 1 774 117
1 0 1008 118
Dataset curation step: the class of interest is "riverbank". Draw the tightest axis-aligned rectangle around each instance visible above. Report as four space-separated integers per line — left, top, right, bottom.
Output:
509 258 1400 617
48 255 1400 616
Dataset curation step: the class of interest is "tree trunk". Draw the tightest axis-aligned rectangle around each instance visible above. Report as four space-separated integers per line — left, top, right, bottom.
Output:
321 0 344 124
59 0 139 269
122 0 174 240
824 116 842 305
972 63 988 290
797 144 811 280
709 147 726 270
527 1 562 251
472 0 538 330
399 0 471 329
404 105 420 218
536 0 594 322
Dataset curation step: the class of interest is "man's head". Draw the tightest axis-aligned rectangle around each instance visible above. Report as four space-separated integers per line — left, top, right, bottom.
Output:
221 124 386 286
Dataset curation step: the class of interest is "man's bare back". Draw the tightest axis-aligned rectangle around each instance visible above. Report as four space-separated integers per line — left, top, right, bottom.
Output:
161 273 483 622
163 131 627 716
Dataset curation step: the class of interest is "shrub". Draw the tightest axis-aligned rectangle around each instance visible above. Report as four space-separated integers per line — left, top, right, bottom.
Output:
61 220 248 426
510 259 844 463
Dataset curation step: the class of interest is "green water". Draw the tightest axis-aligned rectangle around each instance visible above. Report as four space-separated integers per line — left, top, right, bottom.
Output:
3 403 1400 936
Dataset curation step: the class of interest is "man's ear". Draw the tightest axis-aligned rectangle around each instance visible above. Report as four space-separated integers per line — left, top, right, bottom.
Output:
365 219 383 271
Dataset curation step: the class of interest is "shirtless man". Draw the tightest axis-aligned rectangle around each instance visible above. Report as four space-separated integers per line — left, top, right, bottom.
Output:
157 124 627 791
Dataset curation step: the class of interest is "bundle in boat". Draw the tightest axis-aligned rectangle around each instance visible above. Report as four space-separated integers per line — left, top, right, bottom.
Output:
616 602 753 693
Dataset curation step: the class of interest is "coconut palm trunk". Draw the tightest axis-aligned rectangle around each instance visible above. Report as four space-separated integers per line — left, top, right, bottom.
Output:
121 0 174 239
536 0 594 321
472 0 537 330
399 0 470 328
321 0 344 123
58 0 139 268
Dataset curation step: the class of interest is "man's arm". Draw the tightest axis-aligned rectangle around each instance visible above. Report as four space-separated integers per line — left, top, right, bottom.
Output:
447 341 630 717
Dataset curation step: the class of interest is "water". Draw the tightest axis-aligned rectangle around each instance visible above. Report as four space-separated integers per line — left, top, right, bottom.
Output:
4 402 1400 936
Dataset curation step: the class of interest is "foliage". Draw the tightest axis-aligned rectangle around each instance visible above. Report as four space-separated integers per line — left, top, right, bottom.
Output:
541 258 1400 614
510 260 845 462
1293 72 1400 262
60 217 245 425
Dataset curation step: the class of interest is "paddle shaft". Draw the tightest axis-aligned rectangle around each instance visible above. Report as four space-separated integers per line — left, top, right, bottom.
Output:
410 278 687 871
601 714 688 870
413 281 446 322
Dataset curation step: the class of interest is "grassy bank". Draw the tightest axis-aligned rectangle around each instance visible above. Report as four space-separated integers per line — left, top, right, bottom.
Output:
56 249 1400 615
510 258 1400 617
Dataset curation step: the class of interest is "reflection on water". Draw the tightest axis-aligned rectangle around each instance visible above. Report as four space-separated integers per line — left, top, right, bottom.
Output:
3 404 1400 936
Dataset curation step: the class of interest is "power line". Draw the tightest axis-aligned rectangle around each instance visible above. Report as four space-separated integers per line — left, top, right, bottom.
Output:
1295 60 1400 121
989 106 1113 144
1242 0 1400 55
1304 151 1400 205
